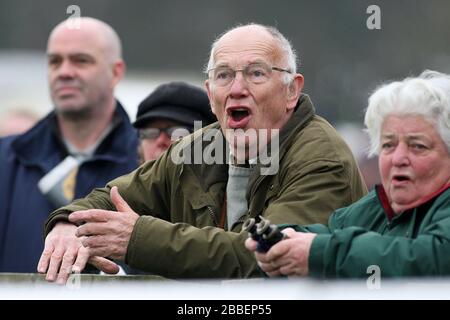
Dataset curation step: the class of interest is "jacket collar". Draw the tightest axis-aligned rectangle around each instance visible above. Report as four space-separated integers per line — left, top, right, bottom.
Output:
11 101 137 171
376 183 450 221
186 93 316 192
277 93 316 154
246 94 315 193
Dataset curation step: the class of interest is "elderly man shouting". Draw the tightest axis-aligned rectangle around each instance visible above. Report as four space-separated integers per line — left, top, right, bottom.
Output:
38 23 366 283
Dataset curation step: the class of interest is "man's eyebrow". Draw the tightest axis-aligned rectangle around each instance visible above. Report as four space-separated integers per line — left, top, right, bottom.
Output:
47 52 93 58
212 62 229 68
70 53 94 58
212 59 268 68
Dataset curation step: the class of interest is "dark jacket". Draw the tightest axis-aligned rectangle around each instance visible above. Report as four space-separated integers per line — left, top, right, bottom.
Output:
45 94 367 278
0 102 138 272
296 184 450 278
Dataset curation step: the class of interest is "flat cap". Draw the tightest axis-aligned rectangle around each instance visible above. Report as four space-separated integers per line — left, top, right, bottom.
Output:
133 82 216 129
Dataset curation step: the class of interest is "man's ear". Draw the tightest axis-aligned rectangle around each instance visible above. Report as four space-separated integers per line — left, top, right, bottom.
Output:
286 74 304 111
111 60 126 88
205 79 217 115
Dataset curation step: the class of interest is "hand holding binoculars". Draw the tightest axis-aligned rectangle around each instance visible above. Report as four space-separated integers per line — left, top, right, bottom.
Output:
242 216 285 252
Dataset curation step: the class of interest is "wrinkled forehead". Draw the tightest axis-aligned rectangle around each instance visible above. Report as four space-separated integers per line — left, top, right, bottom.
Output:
213 27 284 67
380 114 442 141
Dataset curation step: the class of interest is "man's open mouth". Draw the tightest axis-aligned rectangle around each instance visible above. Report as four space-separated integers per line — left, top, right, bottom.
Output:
230 108 249 121
226 107 251 129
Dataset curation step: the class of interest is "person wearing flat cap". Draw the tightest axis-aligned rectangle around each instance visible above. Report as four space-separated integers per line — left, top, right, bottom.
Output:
133 81 216 162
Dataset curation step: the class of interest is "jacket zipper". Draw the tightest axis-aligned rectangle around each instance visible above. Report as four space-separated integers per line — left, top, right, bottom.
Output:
207 206 218 227
229 214 250 232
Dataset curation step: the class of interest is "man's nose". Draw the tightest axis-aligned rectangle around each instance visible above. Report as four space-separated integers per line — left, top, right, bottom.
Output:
229 71 250 98
56 60 76 78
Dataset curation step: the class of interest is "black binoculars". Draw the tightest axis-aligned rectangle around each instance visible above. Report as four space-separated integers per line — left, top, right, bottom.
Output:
242 216 284 252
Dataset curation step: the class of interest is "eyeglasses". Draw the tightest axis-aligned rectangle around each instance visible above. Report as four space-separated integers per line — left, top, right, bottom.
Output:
207 62 292 87
138 126 192 140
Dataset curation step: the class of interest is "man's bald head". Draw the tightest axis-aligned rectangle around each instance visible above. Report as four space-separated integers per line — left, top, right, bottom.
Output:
48 17 122 63
46 17 126 120
206 23 297 81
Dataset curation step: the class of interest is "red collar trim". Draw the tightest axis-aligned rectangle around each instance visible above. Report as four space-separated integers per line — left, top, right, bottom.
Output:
376 185 395 221
375 183 450 221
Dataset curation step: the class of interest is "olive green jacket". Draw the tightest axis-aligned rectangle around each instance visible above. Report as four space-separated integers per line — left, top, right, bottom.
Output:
45 94 367 278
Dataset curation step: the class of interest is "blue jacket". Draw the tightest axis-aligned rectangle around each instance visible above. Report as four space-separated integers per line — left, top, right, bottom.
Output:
0 102 139 272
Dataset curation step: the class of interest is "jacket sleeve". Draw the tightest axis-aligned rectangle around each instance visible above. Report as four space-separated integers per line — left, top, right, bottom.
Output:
44 143 255 278
124 144 261 278
308 203 450 278
126 216 255 278
262 159 359 226
125 161 361 278
44 158 165 236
